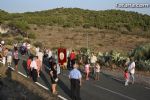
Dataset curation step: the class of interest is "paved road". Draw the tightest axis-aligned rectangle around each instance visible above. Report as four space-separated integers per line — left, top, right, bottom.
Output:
10 53 150 100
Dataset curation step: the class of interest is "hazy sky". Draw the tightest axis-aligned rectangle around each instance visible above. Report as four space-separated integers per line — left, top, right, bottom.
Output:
0 0 150 15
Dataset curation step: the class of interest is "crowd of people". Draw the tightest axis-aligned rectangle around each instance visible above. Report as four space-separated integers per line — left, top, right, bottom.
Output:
0 40 136 100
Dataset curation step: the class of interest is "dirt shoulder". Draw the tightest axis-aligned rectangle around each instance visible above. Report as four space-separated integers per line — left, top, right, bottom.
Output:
0 66 60 100
102 67 150 87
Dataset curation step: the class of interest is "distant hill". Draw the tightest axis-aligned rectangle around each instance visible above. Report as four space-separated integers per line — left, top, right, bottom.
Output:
0 8 150 32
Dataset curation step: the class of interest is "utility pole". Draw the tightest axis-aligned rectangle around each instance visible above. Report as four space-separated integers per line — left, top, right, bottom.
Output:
86 32 89 49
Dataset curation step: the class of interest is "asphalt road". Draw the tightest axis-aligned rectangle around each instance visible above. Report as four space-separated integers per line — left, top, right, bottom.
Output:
10 53 150 100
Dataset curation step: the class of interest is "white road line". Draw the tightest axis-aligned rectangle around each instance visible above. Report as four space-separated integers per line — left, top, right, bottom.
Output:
145 87 150 90
18 71 27 78
35 82 49 90
8 66 15 71
7 66 67 100
94 85 136 100
58 95 68 100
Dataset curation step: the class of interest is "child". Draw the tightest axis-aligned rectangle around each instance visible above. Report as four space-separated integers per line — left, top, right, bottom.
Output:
27 56 32 77
85 62 90 80
35 56 42 77
94 62 100 80
7 49 12 66
124 68 129 86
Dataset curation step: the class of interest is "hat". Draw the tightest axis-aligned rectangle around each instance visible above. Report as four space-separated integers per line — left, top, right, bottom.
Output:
1 41 4 45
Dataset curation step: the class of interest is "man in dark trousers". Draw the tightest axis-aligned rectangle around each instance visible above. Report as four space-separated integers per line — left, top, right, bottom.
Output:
69 63 82 100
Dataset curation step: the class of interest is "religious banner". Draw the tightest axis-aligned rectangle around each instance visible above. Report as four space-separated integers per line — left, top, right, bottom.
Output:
58 48 66 65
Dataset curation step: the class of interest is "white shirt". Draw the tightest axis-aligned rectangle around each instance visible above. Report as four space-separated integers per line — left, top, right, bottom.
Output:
36 47 39 52
128 62 135 74
48 50 52 58
37 52 43 62
69 68 82 79
27 44 31 49
30 60 38 70
95 64 100 72
90 55 97 64
23 43 26 47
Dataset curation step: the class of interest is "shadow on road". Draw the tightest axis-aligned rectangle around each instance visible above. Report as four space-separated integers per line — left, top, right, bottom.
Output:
40 71 51 90
22 60 30 76
58 79 71 98
102 72 124 84
5 67 12 80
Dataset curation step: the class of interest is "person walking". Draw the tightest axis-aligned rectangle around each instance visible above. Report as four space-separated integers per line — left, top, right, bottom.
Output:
13 48 19 72
90 53 97 78
70 50 76 68
35 56 42 77
7 49 12 67
128 57 136 84
69 63 82 100
30 57 38 82
124 68 129 86
84 62 90 80
94 62 100 80
27 56 32 77
50 62 59 94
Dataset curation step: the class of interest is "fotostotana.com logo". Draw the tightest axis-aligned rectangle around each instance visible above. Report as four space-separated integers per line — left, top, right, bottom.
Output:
116 3 150 8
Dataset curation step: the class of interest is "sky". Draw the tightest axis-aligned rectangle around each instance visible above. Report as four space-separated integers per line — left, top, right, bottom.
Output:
0 0 150 15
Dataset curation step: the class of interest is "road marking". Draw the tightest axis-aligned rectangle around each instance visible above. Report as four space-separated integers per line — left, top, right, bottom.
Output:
145 87 150 89
94 85 136 100
7 66 67 100
35 82 49 90
58 95 68 100
18 71 27 78
8 66 15 71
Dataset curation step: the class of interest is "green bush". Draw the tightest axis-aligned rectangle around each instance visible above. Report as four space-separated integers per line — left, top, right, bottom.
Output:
80 47 87 54
136 60 150 71
5 39 13 45
63 22 74 28
83 23 91 29
28 33 36 39
33 41 43 48
14 35 24 42
131 44 150 60
9 20 29 31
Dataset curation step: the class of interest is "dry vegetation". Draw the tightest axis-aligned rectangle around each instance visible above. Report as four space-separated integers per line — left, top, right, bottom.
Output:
29 25 150 53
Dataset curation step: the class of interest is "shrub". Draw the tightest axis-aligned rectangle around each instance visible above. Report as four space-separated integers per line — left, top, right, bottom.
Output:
63 22 74 28
14 35 24 42
83 23 91 29
136 60 150 71
33 41 43 48
80 47 87 54
9 20 29 31
131 44 150 60
24 39 31 43
5 39 13 45
28 33 36 39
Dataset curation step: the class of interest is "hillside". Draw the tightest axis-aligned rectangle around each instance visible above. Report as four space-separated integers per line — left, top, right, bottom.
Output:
0 8 150 32
0 8 150 52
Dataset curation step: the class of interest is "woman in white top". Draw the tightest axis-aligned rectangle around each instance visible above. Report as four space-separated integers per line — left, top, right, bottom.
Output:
128 57 135 84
